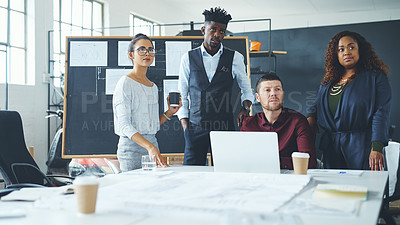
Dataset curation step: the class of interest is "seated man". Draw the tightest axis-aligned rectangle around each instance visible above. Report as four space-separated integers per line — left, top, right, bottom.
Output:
241 73 317 169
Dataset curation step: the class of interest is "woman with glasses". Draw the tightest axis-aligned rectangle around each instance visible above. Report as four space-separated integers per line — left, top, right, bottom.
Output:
113 33 181 171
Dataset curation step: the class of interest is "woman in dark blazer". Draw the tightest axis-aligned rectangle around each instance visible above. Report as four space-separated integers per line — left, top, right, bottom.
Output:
307 30 391 170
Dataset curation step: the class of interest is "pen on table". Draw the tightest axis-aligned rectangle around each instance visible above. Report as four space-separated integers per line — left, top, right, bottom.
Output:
338 171 347 174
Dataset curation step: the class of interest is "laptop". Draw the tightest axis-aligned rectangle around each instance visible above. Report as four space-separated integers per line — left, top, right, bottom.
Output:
210 131 280 174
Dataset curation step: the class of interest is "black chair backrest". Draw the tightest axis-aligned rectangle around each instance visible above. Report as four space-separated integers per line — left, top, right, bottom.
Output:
46 129 71 169
0 110 48 186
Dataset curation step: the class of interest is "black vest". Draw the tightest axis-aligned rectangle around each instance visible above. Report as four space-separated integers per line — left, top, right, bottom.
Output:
188 47 235 130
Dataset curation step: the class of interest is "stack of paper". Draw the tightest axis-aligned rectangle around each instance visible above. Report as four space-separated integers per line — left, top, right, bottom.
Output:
307 184 368 215
1 186 73 202
313 184 368 201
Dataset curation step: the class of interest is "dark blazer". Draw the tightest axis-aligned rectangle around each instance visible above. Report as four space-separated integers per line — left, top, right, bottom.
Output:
308 70 392 169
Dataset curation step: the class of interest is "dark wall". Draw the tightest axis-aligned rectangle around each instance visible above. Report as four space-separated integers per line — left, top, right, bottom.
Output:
237 20 400 142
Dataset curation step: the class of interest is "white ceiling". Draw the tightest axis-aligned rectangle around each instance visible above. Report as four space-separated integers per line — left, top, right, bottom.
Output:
123 0 400 32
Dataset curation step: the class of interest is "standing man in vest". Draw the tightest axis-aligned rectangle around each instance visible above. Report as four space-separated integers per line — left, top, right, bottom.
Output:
177 7 253 165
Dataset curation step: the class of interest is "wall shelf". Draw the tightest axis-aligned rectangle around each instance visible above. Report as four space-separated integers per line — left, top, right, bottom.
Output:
249 50 287 57
249 50 287 73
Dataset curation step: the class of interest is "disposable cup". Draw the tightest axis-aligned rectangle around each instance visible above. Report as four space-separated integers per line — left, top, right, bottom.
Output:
169 90 180 107
74 176 99 214
292 152 310 175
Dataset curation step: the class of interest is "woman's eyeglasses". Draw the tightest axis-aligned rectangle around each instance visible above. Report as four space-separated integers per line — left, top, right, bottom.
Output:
136 47 156 56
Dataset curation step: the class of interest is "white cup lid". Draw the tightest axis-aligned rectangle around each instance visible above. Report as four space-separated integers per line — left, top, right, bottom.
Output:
291 152 310 158
73 176 98 185
169 90 180 93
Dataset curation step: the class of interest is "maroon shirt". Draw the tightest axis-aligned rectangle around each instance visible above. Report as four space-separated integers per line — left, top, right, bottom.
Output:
241 108 317 169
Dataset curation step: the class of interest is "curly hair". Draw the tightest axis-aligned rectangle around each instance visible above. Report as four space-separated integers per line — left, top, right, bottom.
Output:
322 30 388 85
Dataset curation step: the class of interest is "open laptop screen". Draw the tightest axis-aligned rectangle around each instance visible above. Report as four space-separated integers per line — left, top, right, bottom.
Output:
210 131 280 174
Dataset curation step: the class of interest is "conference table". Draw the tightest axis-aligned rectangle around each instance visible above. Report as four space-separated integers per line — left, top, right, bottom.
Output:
0 166 388 225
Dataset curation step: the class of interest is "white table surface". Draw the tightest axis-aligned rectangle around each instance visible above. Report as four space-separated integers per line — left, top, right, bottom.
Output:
0 166 388 225
287 169 388 225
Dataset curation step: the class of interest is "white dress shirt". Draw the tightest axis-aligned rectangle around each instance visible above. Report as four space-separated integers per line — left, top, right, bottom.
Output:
177 43 254 120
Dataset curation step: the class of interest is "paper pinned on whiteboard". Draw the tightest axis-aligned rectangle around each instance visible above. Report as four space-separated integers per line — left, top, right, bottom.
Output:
70 41 108 67
105 69 132 95
118 41 131 66
165 41 191 76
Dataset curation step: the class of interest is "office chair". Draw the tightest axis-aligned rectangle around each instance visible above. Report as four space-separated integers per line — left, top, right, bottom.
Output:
0 110 73 196
379 126 399 225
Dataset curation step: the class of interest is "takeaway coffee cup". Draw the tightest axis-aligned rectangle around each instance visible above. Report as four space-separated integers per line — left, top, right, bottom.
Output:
74 176 99 214
169 90 180 107
292 152 310 175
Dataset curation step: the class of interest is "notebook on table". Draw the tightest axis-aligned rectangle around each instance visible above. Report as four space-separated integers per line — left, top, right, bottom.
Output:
210 131 280 174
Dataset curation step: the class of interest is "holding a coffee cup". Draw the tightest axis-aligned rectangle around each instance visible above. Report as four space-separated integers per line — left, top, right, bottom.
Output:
74 176 99 214
291 152 310 175
161 90 182 123
168 90 181 107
